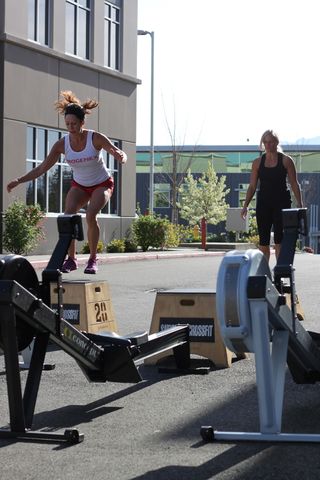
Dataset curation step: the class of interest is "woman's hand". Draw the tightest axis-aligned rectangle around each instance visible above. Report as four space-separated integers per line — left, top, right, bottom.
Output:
118 150 127 165
241 206 248 219
7 179 20 193
112 148 127 165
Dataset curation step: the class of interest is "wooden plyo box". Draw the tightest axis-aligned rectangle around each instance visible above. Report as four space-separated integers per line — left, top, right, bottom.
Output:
50 281 118 334
145 289 234 368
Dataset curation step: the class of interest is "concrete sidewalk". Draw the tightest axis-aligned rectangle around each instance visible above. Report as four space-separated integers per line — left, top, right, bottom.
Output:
26 247 227 270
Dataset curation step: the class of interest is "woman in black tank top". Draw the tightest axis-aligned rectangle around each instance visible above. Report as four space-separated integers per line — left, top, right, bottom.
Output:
241 130 302 261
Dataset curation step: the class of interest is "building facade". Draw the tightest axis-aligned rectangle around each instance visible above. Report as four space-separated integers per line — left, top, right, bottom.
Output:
0 0 139 254
137 145 320 250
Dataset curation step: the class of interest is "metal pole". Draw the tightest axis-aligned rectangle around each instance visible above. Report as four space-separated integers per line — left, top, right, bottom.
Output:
149 32 154 214
138 30 155 214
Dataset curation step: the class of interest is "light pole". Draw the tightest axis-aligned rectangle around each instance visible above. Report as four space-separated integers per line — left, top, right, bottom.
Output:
138 29 155 214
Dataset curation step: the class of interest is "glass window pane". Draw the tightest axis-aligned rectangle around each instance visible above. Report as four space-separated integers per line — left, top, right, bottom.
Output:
104 21 110 66
27 126 67 213
66 3 75 54
78 0 90 7
111 6 118 21
36 175 46 210
104 2 120 69
62 165 73 211
26 162 36 205
104 4 111 17
38 0 47 45
27 127 35 159
154 183 170 208
48 130 60 151
36 129 45 160
78 9 89 58
48 165 61 212
110 23 117 68
28 0 36 40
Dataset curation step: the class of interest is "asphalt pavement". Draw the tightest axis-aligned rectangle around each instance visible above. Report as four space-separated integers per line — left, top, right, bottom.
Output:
1 248 320 480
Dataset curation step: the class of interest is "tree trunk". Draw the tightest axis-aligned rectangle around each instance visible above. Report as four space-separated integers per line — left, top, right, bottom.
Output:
171 151 178 224
201 217 207 250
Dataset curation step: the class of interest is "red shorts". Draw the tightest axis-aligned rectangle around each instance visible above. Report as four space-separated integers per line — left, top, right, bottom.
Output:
71 177 114 196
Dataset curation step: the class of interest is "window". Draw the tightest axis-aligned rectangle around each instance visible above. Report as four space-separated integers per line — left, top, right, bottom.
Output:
237 183 256 208
154 183 170 209
26 126 120 215
104 0 121 70
27 126 68 213
66 0 91 59
28 0 51 46
101 143 120 215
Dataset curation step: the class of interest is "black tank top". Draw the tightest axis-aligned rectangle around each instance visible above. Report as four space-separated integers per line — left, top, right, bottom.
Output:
257 152 290 204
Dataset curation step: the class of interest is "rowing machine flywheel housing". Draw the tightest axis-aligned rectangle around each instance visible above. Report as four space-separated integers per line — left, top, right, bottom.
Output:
216 249 271 353
0 255 40 351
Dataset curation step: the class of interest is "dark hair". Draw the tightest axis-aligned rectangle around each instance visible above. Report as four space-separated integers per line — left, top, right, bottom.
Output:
64 103 85 121
55 90 99 120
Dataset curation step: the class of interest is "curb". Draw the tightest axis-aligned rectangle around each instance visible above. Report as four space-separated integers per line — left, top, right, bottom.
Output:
29 249 226 270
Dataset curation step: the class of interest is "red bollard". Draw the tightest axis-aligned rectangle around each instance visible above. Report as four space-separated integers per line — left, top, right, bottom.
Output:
201 217 207 250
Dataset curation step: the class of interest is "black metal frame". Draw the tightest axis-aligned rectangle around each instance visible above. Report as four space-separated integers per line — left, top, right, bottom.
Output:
273 208 308 336
0 215 190 444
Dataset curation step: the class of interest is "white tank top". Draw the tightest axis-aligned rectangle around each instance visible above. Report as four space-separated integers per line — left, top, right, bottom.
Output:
64 130 111 186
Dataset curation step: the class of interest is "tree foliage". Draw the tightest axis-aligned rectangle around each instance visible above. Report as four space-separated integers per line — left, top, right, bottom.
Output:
177 163 230 226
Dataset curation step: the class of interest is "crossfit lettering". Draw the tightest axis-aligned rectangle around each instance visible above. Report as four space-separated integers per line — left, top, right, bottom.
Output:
160 323 213 337
189 324 213 337
52 305 79 322
64 309 79 321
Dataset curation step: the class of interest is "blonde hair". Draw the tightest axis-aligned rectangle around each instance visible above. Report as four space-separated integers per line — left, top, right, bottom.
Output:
55 90 98 117
260 129 283 152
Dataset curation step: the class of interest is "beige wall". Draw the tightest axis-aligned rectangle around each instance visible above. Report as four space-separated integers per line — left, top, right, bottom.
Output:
2 0 138 78
1 0 139 255
3 44 60 127
2 0 28 39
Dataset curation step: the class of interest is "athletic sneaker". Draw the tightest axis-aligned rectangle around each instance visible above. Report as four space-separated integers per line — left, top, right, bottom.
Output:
84 257 98 274
61 256 78 273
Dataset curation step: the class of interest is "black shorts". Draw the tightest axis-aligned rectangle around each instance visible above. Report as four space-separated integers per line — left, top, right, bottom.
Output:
256 198 291 246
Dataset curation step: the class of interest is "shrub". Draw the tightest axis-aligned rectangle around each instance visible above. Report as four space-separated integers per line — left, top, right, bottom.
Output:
207 232 229 242
164 222 180 248
124 226 138 252
124 238 138 252
244 210 259 246
3 201 45 255
81 240 104 254
164 223 193 248
106 239 125 253
132 214 168 251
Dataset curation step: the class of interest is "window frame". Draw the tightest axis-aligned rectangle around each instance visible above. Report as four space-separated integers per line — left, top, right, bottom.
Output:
104 0 121 70
153 183 171 209
65 0 91 60
28 0 52 46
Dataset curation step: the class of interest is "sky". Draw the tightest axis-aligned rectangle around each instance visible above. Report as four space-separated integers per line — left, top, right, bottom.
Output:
137 0 320 147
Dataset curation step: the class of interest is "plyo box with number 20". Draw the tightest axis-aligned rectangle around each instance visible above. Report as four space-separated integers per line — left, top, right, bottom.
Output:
50 280 118 333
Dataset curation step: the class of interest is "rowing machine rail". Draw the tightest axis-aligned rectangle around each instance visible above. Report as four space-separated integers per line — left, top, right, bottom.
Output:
202 209 320 443
0 214 190 443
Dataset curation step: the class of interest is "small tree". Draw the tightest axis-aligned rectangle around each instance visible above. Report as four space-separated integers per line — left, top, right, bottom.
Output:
177 163 230 248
